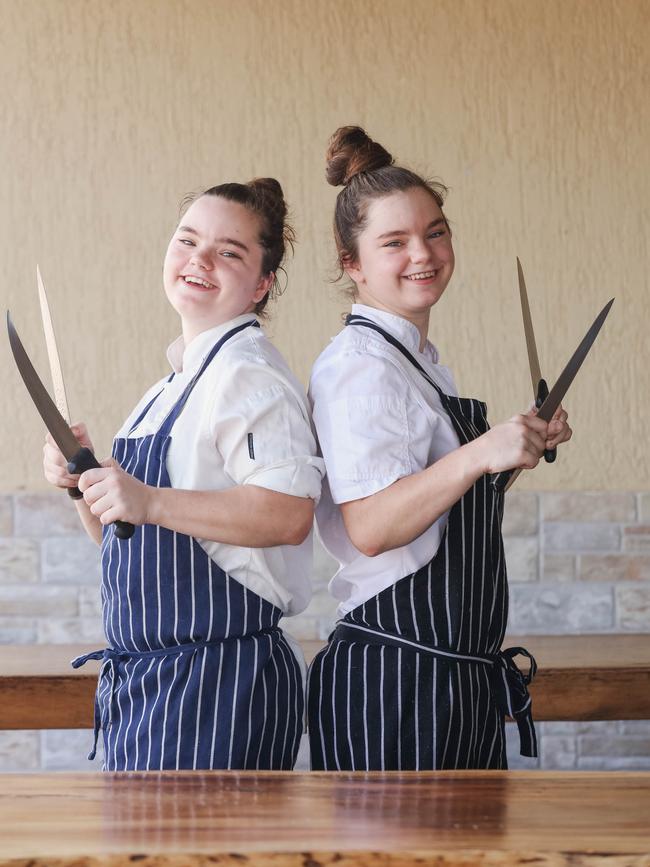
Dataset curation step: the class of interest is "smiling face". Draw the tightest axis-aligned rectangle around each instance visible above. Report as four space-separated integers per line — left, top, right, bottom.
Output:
163 195 273 342
345 186 455 330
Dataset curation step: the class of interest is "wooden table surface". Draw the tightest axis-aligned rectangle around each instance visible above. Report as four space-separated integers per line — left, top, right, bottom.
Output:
0 770 649 866
1 634 649 729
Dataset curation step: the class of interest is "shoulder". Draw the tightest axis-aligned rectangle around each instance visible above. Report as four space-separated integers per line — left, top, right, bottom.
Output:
310 325 412 404
207 325 310 413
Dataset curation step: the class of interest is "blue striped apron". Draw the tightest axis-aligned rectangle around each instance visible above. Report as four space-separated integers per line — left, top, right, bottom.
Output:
307 315 537 770
73 320 303 770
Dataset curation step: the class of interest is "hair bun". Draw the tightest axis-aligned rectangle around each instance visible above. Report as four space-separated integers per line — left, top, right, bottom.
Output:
326 126 393 186
247 177 287 220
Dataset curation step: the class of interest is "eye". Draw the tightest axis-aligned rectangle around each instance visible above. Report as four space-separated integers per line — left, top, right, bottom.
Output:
178 237 195 246
427 229 445 239
221 250 241 259
383 240 403 248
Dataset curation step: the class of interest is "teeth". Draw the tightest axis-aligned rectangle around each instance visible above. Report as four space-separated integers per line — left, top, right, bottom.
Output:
184 275 215 289
406 270 437 281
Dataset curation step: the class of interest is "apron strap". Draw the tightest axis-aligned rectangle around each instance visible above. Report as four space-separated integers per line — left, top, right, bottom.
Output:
345 314 512 490
127 319 260 438
71 625 279 763
331 622 538 758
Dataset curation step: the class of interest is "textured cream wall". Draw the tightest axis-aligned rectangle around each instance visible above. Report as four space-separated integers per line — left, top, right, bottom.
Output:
0 0 647 490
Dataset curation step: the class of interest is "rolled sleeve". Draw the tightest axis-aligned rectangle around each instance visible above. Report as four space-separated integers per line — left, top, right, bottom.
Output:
211 365 325 500
310 352 413 504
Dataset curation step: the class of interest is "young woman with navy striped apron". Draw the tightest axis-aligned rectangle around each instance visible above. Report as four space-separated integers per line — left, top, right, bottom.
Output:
43 180 324 769
307 126 572 771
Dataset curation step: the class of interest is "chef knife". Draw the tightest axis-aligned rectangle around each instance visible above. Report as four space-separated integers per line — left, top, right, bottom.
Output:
517 257 556 463
37 266 80 498
7 311 134 539
505 297 614 492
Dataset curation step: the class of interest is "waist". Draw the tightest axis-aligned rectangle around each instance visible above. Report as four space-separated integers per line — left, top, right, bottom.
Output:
72 627 280 669
332 622 500 665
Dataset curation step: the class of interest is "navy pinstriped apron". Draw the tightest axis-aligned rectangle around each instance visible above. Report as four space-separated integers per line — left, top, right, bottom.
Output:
73 320 303 771
307 315 537 771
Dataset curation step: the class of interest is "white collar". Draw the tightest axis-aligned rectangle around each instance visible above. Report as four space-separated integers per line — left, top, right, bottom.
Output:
166 314 258 374
351 304 439 363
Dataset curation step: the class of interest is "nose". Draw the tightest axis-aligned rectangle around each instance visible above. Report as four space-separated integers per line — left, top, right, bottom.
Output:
190 246 212 270
409 238 430 265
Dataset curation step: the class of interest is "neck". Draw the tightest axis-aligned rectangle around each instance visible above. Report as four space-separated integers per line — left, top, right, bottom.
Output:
356 299 430 352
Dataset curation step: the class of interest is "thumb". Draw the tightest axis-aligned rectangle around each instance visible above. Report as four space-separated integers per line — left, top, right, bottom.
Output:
100 458 119 470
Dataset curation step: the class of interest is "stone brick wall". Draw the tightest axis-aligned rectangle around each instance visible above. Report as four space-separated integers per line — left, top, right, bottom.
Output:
0 490 648 771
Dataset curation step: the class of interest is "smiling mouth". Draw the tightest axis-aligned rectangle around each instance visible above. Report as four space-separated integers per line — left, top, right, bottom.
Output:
404 270 438 281
183 275 218 291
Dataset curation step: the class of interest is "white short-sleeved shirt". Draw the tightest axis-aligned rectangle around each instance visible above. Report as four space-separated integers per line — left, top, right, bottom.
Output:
117 314 325 617
310 304 461 617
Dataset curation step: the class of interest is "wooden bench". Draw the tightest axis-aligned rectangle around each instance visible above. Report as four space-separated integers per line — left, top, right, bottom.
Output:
0 770 649 864
1 634 649 729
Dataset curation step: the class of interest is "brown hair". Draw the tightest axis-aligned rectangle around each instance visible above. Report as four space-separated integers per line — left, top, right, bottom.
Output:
326 126 448 281
181 178 295 316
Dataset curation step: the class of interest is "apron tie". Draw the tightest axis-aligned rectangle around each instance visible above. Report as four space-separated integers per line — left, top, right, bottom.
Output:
490 646 538 758
71 627 279 762
331 622 538 758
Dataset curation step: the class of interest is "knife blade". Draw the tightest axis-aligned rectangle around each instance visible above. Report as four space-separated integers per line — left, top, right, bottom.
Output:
37 266 71 423
517 257 556 463
7 311 134 539
37 266 81 498
505 297 614 491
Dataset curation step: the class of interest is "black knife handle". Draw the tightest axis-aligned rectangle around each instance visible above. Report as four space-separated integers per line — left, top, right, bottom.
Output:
66 447 135 540
536 379 557 464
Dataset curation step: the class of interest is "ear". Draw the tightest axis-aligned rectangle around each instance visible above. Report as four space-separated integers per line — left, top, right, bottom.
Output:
343 258 365 289
254 271 274 303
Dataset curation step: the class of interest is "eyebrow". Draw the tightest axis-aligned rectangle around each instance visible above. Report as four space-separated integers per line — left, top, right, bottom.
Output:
376 218 446 240
177 225 250 254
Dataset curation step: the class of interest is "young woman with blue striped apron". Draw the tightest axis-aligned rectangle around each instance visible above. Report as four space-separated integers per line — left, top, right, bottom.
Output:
43 180 324 769
307 126 572 771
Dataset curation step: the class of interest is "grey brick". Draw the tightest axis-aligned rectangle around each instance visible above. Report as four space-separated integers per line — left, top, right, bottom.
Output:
502 492 538 536
619 721 650 735
574 721 619 736
0 538 39 583
504 536 538 582
0 496 12 536
538 721 579 736
639 494 650 523
579 736 650 758
509 584 614 633
541 492 636 522
0 584 78 617
0 617 37 644
540 735 577 769
42 536 101 584
505 722 539 769
580 554 650 582
541 554 575 583
543 523 620 552
79 587 103 618
622 526 650 553
15 492 83 537
616 586 650 631
577 756 650 770
0 731 40 771
37 617 105 644
41 729 102 771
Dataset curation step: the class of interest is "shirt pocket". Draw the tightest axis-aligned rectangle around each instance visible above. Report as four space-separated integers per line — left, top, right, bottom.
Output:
324 394 411 483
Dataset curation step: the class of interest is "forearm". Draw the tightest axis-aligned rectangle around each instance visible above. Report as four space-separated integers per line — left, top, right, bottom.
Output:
147 484 314 547
75 497 103 546
342 438 486 556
